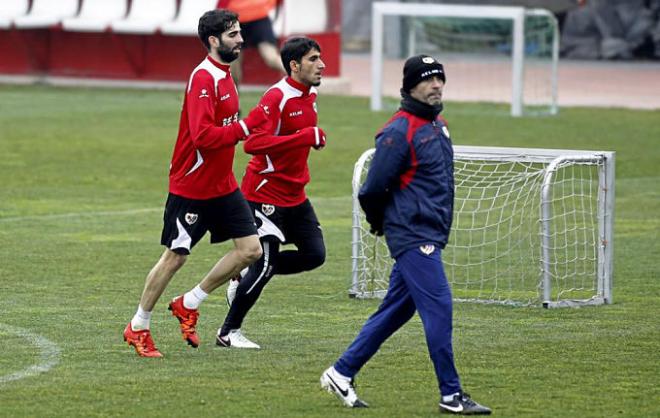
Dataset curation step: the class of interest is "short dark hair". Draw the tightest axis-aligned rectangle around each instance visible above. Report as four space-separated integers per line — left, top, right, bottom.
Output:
280 37 321 75
198 9 239 50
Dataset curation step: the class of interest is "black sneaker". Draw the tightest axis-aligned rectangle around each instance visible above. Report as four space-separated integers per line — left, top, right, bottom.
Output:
439 392 491 415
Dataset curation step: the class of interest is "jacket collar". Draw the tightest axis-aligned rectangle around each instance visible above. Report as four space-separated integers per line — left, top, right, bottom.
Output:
207 55 231 72
286 76 311 95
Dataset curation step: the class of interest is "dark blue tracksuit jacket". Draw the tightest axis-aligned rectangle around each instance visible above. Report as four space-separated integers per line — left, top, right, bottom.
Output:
358 109 454 257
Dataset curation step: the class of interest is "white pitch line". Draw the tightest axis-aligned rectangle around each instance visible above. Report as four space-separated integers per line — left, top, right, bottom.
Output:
0 324 61 385
0 208 161 223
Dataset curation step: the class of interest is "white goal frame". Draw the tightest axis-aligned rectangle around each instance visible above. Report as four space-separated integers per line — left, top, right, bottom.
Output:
370 2 559 117
350 146 615 308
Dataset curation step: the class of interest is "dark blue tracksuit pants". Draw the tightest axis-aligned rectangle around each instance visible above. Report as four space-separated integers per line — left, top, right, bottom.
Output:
334 246 461 396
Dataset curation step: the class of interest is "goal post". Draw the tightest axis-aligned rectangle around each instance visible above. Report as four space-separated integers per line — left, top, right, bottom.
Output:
370 2 559 117
350 146 615 308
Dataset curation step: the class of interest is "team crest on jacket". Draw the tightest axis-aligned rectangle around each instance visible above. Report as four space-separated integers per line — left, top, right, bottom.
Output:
199 89 209 99
419 244 435 255
185 213 198 225
261 204 275 216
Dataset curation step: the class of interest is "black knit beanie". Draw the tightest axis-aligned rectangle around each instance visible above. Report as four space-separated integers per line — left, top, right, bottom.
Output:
401 55 446 93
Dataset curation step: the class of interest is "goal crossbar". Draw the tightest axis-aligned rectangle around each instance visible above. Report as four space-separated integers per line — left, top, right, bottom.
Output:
370 2 559 116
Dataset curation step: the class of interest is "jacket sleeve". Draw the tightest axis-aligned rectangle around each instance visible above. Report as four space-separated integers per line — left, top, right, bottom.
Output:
358 122 410 233
243 90 318 155
186 70 248 151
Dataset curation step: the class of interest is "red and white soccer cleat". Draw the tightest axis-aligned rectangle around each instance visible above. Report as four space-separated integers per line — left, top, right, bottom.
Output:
123 323 163 358
168 296 200 348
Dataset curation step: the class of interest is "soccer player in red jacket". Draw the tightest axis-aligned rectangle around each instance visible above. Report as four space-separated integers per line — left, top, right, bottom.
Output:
123 9 269 358
215 37 327 349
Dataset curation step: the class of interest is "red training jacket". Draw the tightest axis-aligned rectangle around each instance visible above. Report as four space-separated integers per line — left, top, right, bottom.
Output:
241 77 321 207
168 56 249 200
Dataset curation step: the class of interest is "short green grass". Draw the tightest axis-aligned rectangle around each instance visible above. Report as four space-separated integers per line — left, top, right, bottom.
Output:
0 85 658 417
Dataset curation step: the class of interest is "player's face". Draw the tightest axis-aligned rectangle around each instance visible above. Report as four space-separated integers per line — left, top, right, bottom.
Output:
296 48 325 87
410 75 444 106
213 21 243 63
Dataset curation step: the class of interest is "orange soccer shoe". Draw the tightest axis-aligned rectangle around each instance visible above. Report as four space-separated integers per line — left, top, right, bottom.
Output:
168 296 200 348
123 323 163 358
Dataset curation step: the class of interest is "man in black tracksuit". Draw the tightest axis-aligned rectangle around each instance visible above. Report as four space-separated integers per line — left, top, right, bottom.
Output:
320 55 492 415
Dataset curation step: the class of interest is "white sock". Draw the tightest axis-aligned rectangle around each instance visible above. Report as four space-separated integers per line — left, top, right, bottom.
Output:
443 392 461 403
130 305 151 331
183 284 208 309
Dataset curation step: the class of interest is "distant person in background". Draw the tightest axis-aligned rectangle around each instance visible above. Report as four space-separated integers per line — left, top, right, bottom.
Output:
122 9 269 358
320 55 491 415
218 0 286 85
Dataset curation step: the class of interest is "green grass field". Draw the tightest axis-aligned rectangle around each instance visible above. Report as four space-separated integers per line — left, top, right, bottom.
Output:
0 85 658 417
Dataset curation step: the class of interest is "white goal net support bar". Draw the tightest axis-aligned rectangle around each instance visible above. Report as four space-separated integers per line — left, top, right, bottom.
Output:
350 146 615 308
370 2 559 117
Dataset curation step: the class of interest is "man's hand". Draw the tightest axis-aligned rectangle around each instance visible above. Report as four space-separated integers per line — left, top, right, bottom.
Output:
367 215 384 237
299 126 326 149
242 104 270 133
369 225 384 236
359 193 387 238
313 127 326 150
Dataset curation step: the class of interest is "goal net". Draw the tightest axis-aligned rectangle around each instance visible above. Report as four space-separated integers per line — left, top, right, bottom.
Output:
350 146 615 308
371 2 559 116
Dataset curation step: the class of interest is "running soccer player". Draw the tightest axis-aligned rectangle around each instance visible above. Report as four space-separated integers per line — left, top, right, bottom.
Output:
123 9 269 358
215 37 327 349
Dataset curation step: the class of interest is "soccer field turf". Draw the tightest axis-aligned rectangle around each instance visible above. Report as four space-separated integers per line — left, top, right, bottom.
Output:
0 85 658 417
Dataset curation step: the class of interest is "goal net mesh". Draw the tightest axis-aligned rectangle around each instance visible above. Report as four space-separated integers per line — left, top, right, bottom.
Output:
381 12 557 115
351 149 606 306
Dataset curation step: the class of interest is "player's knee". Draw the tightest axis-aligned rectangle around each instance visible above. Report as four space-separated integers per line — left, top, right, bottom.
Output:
162 250 187 272
239 242 263 265
248 245 263 264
